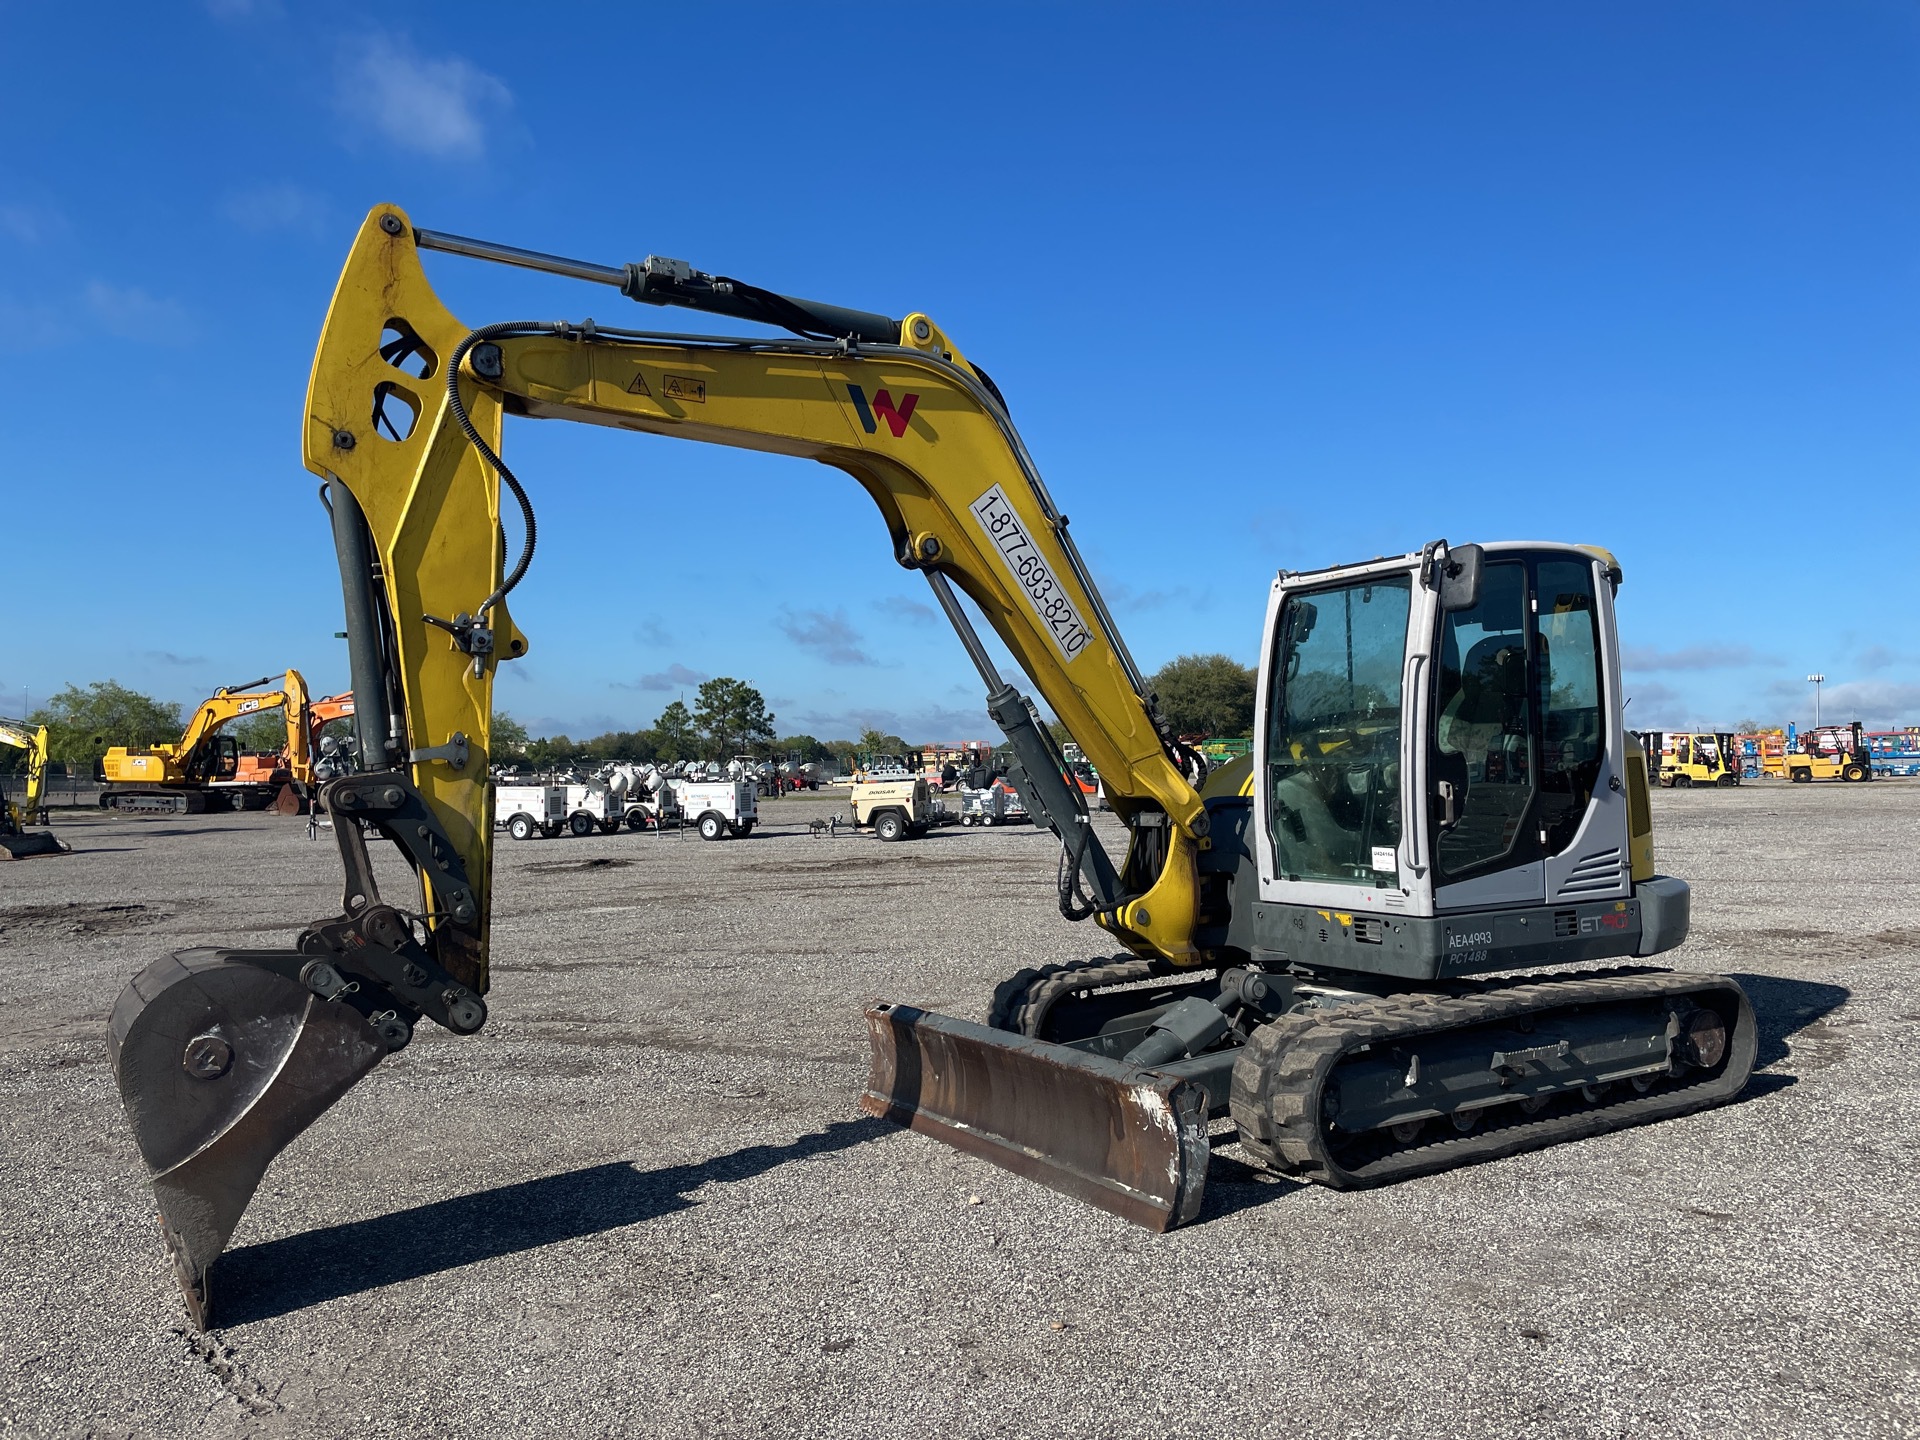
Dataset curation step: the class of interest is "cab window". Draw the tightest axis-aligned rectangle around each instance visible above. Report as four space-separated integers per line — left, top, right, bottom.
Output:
1534 558 1604 853
1265 576 1410 885
1431 560 1533 882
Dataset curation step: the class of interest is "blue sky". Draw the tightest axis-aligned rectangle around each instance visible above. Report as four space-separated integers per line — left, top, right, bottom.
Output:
2 2 1915 739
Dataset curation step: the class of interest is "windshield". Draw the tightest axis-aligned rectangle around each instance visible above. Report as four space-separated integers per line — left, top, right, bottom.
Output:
1266 575 1410 885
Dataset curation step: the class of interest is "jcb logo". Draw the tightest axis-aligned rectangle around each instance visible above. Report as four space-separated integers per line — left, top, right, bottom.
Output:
847 384 919 438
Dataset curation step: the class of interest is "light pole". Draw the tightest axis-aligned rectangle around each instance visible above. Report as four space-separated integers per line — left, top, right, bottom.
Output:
1807 673 1826 728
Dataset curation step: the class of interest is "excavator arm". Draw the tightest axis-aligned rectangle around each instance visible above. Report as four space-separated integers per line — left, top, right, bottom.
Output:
109 207 1221 1324
301 206 1208 983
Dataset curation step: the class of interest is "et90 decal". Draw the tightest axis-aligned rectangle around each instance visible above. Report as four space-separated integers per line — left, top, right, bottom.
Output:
969 484 1094 662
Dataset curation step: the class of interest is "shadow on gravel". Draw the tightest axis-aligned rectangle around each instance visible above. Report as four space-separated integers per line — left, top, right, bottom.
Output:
1727 972 1851 1070
215 1116 892 1326
1197 1145 1305 1221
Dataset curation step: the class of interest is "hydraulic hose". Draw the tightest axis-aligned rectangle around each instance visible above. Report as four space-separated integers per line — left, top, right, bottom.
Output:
445 321 571 619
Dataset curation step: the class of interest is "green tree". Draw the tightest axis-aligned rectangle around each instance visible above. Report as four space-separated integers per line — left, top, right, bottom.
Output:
858 725 910 757
823 738 859 773
31 681 183 766
582 729 657 763
492 712 531 756
1149 653 1257 739
693 678 776 759
525 734 579 770
231 711 291 752
774 734 831 763
650 699 697 759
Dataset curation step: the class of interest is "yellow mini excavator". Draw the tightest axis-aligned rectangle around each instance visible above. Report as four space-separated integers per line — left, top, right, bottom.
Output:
108 209 1756 1326
0 717 66 859
98 672 311 814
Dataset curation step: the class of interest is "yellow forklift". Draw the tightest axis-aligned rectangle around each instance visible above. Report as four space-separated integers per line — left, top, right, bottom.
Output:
1785 722 1873 783
1640 731 1740 787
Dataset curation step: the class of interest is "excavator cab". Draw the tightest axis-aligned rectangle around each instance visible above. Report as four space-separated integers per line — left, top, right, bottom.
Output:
1254 542 1642 933
194 734 242 784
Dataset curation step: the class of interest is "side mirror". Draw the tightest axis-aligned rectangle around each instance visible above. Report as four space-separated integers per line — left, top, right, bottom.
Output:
1439 544 1484 612
1288 600 1318 645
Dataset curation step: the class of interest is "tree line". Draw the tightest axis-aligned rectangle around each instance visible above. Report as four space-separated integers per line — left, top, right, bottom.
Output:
6 655 1259 774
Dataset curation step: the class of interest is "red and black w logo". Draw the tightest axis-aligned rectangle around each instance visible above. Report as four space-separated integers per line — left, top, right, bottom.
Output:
847 384 918 438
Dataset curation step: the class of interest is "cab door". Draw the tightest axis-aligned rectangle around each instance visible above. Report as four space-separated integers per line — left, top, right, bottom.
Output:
1253 559 1419 918
1428 550 1630 911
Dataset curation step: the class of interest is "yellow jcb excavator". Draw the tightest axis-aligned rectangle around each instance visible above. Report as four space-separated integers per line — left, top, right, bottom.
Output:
98 671 312 814
0 717 66 859
108 208 1757 1327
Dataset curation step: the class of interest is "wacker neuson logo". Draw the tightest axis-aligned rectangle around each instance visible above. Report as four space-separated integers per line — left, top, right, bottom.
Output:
846 383 919 438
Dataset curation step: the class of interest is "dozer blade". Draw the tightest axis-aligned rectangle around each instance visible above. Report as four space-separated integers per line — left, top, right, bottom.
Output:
107 948 387 1328
861 1002 1210 1231
0 831 67 859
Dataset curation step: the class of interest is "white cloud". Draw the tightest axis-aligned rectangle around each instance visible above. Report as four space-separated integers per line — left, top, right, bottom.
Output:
776 608 877 667
221 182 328 234
83 282 195 344
1103 579 1209 616
1623 643 1774 672
1857 645 1915 674
872 595 937 625
616 663 707 693
790 703 992 742
1792 680 1920 730
519 713 625 739
336 35 512 160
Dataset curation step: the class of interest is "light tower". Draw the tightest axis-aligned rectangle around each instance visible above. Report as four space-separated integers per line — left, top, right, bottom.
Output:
1807 673 1826 728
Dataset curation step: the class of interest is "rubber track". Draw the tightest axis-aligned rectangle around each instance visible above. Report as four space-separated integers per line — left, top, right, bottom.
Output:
986 956 1176 1037
1228 967 1756 1189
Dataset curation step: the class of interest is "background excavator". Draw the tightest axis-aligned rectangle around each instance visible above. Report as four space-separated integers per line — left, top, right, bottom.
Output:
0 717 66 859
98 672 312 814
108 208 1757 1327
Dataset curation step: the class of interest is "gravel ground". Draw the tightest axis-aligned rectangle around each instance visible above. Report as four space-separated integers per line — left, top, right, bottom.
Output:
1 782 1915 1439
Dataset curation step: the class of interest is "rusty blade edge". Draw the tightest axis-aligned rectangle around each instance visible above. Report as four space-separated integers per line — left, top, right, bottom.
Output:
860 1001 1209 1233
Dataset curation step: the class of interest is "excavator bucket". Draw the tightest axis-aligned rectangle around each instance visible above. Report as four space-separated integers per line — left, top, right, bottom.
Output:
108 949 387 1328
0 830 67 859
861 1003 1211 1230
265 784 304 815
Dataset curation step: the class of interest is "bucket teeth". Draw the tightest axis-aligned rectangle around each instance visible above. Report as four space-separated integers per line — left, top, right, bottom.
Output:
862 1002 1210 1230
108 949 387 1327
